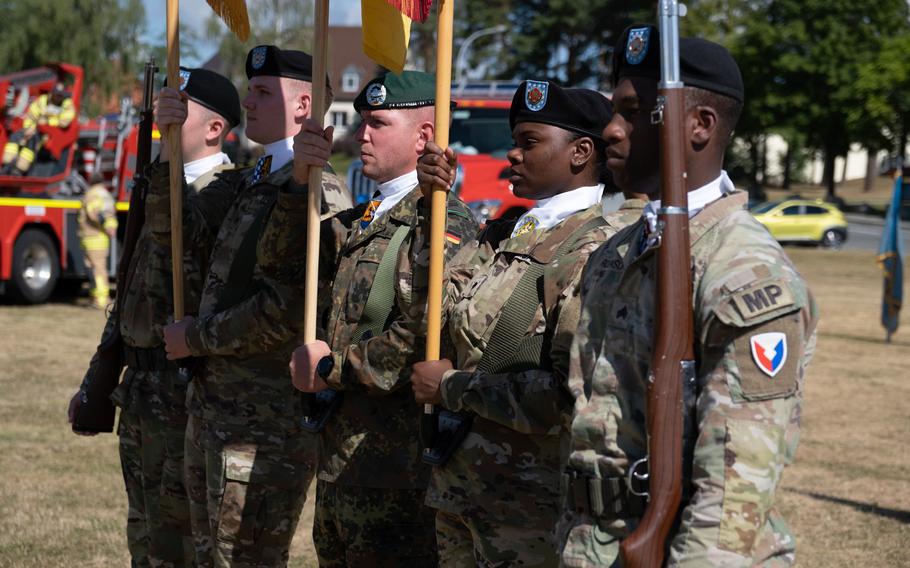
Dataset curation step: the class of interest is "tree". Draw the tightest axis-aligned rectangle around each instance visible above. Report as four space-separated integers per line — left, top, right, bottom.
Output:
0 0 146 115
852 32 910 190
202 0 315 87
744 0 908 199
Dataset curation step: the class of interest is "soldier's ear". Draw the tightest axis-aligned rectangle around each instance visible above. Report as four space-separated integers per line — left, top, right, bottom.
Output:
206 117 227 145
293 86 312 121
415 119 435 154
689 105 718 150
571 136 595 169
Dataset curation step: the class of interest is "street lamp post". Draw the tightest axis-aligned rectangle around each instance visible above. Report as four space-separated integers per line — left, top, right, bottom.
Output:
455 24 508 84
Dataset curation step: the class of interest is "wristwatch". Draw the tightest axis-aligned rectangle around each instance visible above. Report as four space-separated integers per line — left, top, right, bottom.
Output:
316 355 334 380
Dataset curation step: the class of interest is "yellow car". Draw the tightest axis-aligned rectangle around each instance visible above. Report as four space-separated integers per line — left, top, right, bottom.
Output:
751 199 849 249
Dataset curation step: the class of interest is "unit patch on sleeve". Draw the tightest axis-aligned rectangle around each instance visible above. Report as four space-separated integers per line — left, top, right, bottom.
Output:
750 332 787 377
730 315 801 401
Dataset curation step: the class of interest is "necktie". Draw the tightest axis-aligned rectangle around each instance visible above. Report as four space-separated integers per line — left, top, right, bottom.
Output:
360 191 382 229
250 155 272 184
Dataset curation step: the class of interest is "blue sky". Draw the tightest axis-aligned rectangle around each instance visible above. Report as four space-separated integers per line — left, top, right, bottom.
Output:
142 0 362 65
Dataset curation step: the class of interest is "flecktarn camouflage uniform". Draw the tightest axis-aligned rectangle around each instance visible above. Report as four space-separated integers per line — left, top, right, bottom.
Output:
312 186 477 567
428 201 643 567
559 191 818 567
145 159 350 567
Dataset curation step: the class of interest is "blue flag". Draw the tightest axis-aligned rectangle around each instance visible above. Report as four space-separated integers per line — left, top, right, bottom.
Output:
877 175 905 338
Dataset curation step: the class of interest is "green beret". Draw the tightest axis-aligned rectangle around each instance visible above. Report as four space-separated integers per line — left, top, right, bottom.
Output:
354 71 445 112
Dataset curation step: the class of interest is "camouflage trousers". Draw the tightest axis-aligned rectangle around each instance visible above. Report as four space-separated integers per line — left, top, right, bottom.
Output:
435 509 558 567
117 385 194 567
555 510 621 568
313 481 438 567
183 415 317 568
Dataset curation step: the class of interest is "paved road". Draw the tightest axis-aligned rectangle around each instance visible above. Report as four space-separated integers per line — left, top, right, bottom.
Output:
842 213 910 252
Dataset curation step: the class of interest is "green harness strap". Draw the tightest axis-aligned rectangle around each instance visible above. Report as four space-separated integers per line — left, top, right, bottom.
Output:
477 216 607 374
350 224 410 344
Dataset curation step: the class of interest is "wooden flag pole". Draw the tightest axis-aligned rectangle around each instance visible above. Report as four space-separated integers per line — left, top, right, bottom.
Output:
301 0 330 343
425 0 454 411
166 0 185 320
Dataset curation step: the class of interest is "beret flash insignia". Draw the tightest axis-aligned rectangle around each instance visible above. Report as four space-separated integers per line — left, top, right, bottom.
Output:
626 27 650 65
525 80 548 112
366 83 387 106
251 46 267 70
178 68 191 91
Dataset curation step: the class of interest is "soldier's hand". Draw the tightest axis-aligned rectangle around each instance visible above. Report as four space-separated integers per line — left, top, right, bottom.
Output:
411 359 453 405
67 391 98 437
293 119 334 184
154 87 188 161
417 142 457 200
290 341 332 392
162 316 195 360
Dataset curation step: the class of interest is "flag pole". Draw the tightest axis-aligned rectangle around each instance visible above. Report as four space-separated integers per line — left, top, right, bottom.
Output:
301 0 330 343
424 0 455 418
166 0 185 321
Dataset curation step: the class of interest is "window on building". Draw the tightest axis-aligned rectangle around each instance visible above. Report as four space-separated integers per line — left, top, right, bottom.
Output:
342 69 360 93
331 111 349 127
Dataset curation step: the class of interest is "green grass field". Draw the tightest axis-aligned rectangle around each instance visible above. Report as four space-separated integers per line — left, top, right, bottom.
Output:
0 248 907 567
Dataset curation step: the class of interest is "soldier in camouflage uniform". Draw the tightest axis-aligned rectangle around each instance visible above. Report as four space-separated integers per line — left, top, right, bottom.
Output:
288 71 478 567
68 67 242 567
409 82 637 567
559 27 818 567
155 46 351 567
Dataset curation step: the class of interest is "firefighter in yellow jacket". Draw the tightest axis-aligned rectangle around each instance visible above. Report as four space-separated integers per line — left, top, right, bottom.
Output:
2 83 76 175
78 181 118 308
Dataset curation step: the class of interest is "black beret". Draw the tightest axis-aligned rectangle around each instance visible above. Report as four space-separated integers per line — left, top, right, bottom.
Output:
509 81 612 141
353 71 449 112
245 45 332 88
170 67 242 128
611 24 744 103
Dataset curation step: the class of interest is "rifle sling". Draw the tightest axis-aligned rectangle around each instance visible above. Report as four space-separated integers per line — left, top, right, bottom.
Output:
350 224 410 344
477 216 606 374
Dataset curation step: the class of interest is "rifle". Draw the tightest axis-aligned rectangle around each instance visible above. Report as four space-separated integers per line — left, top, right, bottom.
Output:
72 59 158 433
619 3 694 566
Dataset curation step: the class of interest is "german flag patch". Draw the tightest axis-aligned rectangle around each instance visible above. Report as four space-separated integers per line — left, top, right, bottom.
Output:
445 232 462 245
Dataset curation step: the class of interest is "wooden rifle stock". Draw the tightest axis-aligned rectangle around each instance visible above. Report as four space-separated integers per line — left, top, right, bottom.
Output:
72 60 158 434
620 3 694 565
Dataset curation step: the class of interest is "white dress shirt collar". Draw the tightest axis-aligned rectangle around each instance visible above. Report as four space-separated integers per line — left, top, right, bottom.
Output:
511 184 604 237
184 152 231 184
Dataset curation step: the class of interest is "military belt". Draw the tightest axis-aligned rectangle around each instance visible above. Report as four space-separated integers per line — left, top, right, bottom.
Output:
563 468 647 520
122 345 173 372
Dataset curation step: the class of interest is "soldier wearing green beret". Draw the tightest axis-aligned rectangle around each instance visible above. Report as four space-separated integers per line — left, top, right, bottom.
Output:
559 26 818 567
154 45 352 566
288 70 478 566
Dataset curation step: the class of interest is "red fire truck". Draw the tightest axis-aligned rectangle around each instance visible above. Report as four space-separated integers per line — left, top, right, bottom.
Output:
0 63 150 303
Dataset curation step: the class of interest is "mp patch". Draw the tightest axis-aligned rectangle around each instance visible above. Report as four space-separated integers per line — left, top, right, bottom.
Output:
366 83 387 106
626 27 651 65
730 280 795 321
525 80 548 112
750 332 787 377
